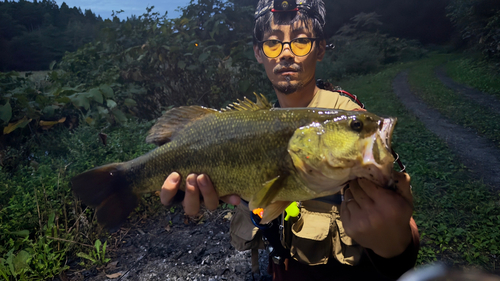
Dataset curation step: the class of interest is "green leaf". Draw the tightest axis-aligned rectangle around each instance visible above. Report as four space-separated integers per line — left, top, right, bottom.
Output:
49 60 57 70
13 250 30 273
6 249 15 277
89 88 103 104
0 102 12 123
177 61 186 70
42 105 55 116
10 230 29 238
124 98 137 107
77 252 96 263
199 52 209 62
106 99 117 109
100 85 114 98
112 108 127 123
94 239 102 251
69 93 90 110
97 106 109 115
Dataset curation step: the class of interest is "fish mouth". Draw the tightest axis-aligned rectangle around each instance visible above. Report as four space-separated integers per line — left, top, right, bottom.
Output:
380 117 396 151
359 117 397 187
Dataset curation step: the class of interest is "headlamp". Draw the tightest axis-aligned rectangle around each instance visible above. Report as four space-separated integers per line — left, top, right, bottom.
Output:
273 0 298 12
255 0 321 25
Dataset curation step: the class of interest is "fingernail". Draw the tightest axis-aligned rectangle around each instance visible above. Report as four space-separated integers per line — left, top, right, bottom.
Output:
169 173 180 184
187 174 196 186
198 175 207 188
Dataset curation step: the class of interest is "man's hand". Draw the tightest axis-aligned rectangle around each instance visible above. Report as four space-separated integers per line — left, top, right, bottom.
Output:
160 172 241 216
340 171 414 258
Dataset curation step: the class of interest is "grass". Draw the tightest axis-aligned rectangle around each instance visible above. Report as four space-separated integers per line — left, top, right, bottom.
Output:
406 53 500 147
0 119 156 279
337 55 500 271
444 56 500 97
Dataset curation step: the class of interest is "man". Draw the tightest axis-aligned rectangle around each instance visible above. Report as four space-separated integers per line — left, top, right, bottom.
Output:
160 0 419 280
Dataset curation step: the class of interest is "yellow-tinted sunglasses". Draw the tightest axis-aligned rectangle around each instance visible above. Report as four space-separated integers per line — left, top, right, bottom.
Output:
259 37 319 58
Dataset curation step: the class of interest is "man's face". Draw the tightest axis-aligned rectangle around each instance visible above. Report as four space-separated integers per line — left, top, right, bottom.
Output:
254 20 326 95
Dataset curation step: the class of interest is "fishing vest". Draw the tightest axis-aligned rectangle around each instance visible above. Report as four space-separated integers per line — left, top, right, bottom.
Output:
229 89 364 266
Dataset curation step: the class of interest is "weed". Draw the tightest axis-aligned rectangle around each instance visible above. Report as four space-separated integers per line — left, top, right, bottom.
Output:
77 239 111 267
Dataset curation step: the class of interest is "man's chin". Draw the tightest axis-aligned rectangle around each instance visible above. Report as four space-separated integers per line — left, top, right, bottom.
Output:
274 81 301 95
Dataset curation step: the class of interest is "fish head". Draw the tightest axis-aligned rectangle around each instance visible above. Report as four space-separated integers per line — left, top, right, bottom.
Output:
288 111 396 195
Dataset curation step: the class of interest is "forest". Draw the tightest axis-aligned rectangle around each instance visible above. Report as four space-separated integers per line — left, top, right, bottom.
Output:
0 0 500 279
0 0 103 71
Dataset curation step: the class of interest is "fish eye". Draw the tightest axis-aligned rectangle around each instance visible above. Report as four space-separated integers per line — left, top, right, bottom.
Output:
350 119 363 132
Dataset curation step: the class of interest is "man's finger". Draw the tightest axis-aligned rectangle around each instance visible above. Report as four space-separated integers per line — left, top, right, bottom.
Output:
160 172 180 206
220 195 241 206
197 174 219 211
349 179 374 206
342 187 361 213
183 174 201 216
393 171 414 207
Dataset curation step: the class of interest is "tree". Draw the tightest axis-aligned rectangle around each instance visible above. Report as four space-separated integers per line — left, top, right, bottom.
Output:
447 0 500 58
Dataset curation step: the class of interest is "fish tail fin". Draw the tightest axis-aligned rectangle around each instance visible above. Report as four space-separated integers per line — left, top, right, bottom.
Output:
71 163 138 231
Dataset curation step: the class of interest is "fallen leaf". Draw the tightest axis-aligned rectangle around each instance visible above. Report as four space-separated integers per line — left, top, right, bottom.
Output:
40 117 66 130
165 225 171 232
106 272 123 279
98 133 108 146
3 117 31 134
223 212 233 221
105 261 119 270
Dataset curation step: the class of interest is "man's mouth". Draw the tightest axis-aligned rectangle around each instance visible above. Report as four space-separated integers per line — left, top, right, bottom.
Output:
274 65 300 75
278 69 297 75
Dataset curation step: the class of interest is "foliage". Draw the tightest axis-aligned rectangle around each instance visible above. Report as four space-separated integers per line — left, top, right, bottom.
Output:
0 119 154 280
445 56 500 95
0 213 71 280
317 12 426 80
0 2 271 172
447 0 500 60
407 54 500 146
77 239 111 266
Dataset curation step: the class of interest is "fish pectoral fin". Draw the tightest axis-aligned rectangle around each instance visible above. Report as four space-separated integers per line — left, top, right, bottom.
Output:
260 201 292 224
249 174 287 210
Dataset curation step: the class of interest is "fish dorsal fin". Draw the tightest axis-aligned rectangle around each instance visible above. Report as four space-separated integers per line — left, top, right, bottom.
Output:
222 93 272 112
249 174 287 210
146 106 218 146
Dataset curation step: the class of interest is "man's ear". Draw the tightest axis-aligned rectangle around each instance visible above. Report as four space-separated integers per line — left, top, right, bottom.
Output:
254 44 264 64
317 40 326 62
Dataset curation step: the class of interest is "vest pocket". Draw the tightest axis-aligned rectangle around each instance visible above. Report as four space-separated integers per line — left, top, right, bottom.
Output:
229 204 264 251
289 208 333 265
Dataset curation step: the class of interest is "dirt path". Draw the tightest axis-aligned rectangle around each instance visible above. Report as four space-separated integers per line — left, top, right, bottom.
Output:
392 71 500 188
435 66 500 113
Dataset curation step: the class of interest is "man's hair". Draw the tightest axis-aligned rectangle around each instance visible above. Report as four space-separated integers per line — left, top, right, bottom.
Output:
253 0 326 45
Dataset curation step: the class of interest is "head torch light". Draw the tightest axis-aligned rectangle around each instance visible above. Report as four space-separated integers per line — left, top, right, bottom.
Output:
254 0 322 25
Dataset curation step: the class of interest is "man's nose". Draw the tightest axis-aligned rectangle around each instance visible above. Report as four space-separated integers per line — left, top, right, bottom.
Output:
280 42 294 58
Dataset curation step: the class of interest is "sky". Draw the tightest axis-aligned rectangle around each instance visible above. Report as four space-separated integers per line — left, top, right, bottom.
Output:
57 0 193 20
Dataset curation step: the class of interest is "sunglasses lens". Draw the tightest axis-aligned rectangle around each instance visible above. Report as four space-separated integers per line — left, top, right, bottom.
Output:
263 40 282 58
291 38 312 56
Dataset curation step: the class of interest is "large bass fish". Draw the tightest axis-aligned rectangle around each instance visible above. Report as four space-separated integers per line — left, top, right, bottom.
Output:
71 94 396 229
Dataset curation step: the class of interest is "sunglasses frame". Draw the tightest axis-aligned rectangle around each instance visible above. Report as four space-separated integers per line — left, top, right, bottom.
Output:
258 37 320 58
